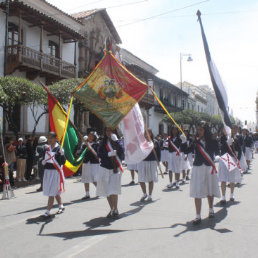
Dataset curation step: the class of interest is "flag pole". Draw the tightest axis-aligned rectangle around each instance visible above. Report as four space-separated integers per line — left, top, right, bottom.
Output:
39 81 99 162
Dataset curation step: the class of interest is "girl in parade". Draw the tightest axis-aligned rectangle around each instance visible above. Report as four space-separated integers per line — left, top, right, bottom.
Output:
190 122 220 225
218 126 242 205
81 131 100 200
138 129 161 202
167 127 184 189
42 132 66 217
160 133 169 175
127 163 138 185
181 129 192 183
97 128 124 219
242 127 253 171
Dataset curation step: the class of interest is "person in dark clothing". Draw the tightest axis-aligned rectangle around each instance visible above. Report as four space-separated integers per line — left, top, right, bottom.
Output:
137 129 160 202
35 136 48 192
96 128 124 219
25 136 33 180
16 138 27 182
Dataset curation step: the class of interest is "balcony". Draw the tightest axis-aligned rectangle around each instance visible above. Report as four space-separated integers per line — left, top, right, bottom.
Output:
139 92 155 109
6 45 76 79
154 102 183 114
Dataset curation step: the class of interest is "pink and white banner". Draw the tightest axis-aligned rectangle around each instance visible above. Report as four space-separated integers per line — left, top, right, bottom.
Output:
121 103 153 164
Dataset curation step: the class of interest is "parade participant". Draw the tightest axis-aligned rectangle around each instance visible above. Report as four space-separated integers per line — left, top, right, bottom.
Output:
190 122 220 225
160 133 169 174
181 130 192 183
167 127 183 189
242 127 253 171
81 131 99 200
127 163 138 185
97 128 124 219
42 132 66 217
218 127 241 205
236 127 248 173
16 138 27 182
35 136 48 192
138 129 160 202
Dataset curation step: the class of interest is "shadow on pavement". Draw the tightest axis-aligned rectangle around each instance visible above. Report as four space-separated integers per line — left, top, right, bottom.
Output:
122 183 139 188
70 197 100 204
162 188 183 192
214 200 240 208
170 207 231 237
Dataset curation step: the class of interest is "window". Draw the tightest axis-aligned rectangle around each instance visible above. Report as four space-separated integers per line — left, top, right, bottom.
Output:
8 22 23 46
48 41 59 58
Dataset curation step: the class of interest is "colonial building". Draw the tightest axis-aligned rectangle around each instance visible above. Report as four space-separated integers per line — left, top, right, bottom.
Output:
0 0 84 134
121 48 188 136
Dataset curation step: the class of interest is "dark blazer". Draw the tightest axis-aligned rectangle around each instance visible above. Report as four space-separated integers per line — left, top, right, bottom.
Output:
243 135 253 151
144 139 161 161
43 143 66 170
16 144 27 159
81 142 99 164
168 136 182 153
98 139 124 170
193 138 219 166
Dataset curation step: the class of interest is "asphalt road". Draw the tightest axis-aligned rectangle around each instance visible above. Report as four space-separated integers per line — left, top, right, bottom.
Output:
0 154 258 258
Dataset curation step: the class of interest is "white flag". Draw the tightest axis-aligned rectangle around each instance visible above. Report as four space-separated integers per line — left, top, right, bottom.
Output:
121 103 153 164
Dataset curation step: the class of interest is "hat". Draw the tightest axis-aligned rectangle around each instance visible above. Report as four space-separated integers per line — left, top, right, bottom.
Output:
38 136 47 144
18 138 23 142
83 135 88 141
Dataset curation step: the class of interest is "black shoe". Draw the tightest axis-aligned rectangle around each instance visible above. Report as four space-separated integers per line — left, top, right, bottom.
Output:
175 185 180 189
164 171 168 175
106 211 113 218
186 175 190 181
220 200 227 205
230 197 235 202
192 218 201 225
112 210 120 219
209 211 215 218
36 187 43 192
129 181 135 185
56 207 65 214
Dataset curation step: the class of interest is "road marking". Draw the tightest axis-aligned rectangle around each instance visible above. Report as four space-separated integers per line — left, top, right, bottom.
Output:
54 235 107 258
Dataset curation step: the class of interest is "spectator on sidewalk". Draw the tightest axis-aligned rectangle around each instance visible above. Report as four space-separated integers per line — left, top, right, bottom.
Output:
35 136 48 192
16 138 27 182
5 137 16 187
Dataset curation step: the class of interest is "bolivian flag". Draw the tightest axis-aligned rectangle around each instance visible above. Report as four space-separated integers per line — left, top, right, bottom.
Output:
73 51 148 128
46 88 87 177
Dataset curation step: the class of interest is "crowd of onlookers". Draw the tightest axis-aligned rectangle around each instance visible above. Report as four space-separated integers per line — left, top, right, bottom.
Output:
0 136 39 189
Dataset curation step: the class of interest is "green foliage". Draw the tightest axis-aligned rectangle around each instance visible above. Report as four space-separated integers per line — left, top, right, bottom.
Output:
0 76 46 106
48 78 84 105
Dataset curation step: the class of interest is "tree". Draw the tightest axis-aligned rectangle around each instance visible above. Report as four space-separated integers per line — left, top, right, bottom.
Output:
0 77 46 137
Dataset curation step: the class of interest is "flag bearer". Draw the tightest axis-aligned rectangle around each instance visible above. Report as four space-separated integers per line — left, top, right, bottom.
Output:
97 128 124 219
81 131 100 199
137 129 160 202
190 122 220 225
42 132 66 217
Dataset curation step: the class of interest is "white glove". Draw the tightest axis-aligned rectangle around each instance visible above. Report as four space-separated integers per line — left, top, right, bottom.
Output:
42 160 46 166
59 148 65 155
111 133 118 142
108 150 117 157
180 134 186 143
227 137 234 145
215 155 220 162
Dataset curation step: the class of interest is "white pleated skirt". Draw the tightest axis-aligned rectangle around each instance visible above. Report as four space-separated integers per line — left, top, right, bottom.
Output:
240 152 248 172
127 163 138 171
96 166 121 197
188 153 194 167
181 153 191 170
168 152 182 173
138 161 158 183
190 164 221 199
81 163 99 183
245 147 252 161
161 150 169 162
218 159 241 183
43 169 64 197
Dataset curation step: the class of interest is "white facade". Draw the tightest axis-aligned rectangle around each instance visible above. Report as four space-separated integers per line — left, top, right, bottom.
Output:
0 9 5 76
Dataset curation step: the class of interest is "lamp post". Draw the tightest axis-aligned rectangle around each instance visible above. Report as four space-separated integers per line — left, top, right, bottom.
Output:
180 53 193 109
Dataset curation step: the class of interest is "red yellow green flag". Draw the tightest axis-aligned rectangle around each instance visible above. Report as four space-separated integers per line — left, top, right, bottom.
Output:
45 87 87 177
73 51 148 128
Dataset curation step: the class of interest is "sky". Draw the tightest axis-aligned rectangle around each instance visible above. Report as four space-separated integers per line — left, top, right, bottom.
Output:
49 0 258 124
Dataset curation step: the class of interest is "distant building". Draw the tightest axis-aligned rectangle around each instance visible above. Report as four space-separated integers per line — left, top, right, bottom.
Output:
256 91 258 131
121 48 188 136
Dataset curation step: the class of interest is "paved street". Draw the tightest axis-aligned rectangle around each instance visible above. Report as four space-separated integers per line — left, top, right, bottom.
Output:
0 154 258 258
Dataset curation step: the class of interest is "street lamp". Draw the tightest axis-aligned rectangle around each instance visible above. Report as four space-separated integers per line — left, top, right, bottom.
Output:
180 53 193 109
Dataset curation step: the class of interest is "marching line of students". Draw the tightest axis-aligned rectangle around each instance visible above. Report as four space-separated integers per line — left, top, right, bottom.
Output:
39 124 255 225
